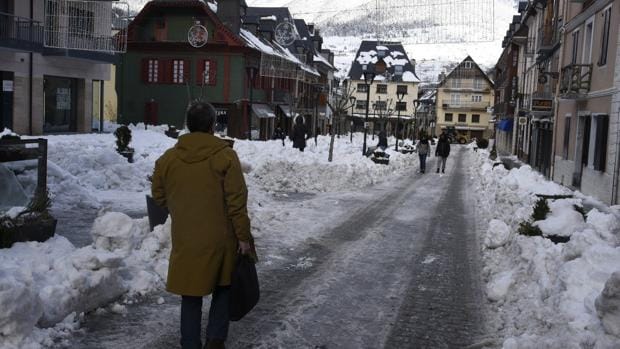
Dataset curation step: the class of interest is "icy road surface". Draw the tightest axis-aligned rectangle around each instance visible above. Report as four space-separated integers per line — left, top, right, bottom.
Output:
65 148 486 348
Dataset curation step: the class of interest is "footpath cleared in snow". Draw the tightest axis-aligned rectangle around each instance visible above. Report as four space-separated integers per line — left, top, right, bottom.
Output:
65 148 485 349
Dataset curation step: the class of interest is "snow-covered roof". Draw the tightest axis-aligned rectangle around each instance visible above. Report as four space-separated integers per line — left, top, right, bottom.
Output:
239 28 320 77
348 40 420 83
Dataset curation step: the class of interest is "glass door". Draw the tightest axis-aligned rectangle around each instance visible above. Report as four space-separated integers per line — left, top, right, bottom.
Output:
44 76 77 133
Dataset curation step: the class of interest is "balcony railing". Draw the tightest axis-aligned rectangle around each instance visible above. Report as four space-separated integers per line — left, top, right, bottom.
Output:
560 64 592 97
442 84 491 92
442 102 490 111
0 12 44 51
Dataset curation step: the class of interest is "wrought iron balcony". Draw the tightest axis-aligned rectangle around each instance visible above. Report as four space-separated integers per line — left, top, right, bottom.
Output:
0 12 44 52
560 64 592 98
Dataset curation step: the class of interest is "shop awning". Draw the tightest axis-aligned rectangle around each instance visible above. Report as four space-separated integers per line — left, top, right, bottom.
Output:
277 105 299 118
251 104 275 118
498 118 514 132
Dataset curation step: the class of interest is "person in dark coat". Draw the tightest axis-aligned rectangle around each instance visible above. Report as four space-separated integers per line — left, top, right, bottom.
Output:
273 126 285 146
435 133 451 173
417 136 430 174
377 130 388 149
292 117 307 152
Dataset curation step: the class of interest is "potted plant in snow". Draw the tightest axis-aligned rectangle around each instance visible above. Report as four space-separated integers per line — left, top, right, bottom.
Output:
114 125 135 163
371 149 390 165
0 189 57 248
165 125 180 139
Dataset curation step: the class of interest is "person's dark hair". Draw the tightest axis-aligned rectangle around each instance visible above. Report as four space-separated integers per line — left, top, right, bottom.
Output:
186 101 216 133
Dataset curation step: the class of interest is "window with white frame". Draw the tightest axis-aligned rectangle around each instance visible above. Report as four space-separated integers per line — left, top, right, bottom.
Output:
473 78 483 89
571 29 580 64
464 61 472 69
451 78 462 88
148 59 159 83
471 95 482 102
599 6 612 66
173 60 185 84
582 18 594 64
450 93 461 105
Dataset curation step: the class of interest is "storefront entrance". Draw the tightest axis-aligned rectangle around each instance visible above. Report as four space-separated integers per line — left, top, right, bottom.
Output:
44 76 77 133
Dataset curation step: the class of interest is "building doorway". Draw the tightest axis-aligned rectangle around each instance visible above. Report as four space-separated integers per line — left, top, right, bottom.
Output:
0 71 14 131
44 76 77 133
573 115 592 187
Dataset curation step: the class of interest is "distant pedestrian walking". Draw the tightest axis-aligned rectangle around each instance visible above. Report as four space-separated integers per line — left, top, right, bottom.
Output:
292 116 308 152
377 130 388 149
417 136 430 174
435 133 451 173
274 126 285 146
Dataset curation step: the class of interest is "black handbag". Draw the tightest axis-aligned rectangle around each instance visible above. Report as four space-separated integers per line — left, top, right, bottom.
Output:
229 254 260 321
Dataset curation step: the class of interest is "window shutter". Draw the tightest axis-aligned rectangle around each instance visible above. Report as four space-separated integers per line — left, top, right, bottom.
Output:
208 60 217 85
160 59 170 84
184 59 191 84
141 58 149 83
197 59 205 85
594 115 609 171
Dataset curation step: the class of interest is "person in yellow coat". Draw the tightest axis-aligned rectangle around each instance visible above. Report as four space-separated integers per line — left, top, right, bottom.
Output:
151 101 253 349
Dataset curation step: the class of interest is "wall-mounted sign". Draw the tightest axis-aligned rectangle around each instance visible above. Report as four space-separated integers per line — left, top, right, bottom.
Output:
532 98 553 111
2 80 13 92
188 23 209 48
275 19 297 46
56 88 71 110
518 116 527 126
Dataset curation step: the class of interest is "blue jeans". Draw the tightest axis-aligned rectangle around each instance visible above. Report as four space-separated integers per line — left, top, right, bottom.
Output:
181 286 231 349
419 154 428 172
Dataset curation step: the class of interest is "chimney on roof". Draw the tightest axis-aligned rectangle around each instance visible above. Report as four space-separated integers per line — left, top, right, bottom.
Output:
219 0 242 35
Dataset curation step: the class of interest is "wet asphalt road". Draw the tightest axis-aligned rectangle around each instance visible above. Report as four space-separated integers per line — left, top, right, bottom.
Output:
63 148 486 349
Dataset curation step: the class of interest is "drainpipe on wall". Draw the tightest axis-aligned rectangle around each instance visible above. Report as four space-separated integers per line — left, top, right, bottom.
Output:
28 0 33 135
612 105 620 205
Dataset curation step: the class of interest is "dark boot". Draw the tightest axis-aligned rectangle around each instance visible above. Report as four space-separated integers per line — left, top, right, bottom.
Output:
206 339 225 349
442 169 445 173
436 168 439 173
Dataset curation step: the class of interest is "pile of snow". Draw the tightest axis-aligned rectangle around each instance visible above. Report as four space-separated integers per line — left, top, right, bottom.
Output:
469 150 620 347
0 124 422 346
0 214 171 348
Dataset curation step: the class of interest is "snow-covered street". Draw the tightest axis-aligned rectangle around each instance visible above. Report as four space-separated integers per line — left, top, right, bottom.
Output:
2 126 620 349
65 147 485 349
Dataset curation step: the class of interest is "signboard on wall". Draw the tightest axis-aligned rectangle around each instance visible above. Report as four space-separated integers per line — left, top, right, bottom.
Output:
57 88 71 110
2 81 13 92
531 98 553 111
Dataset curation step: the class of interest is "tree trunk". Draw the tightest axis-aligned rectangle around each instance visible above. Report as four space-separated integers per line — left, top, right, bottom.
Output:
328 113 338 162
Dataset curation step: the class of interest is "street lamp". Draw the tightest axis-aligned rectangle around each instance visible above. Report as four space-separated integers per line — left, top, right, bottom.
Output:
362 59 386 156
349 96 356 143
245 56 260 140
395 90 405 151
313 84 324 145
412 99 420 141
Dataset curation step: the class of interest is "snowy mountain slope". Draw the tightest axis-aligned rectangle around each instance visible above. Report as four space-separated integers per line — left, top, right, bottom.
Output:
125 0 519 82
251 0 518 82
